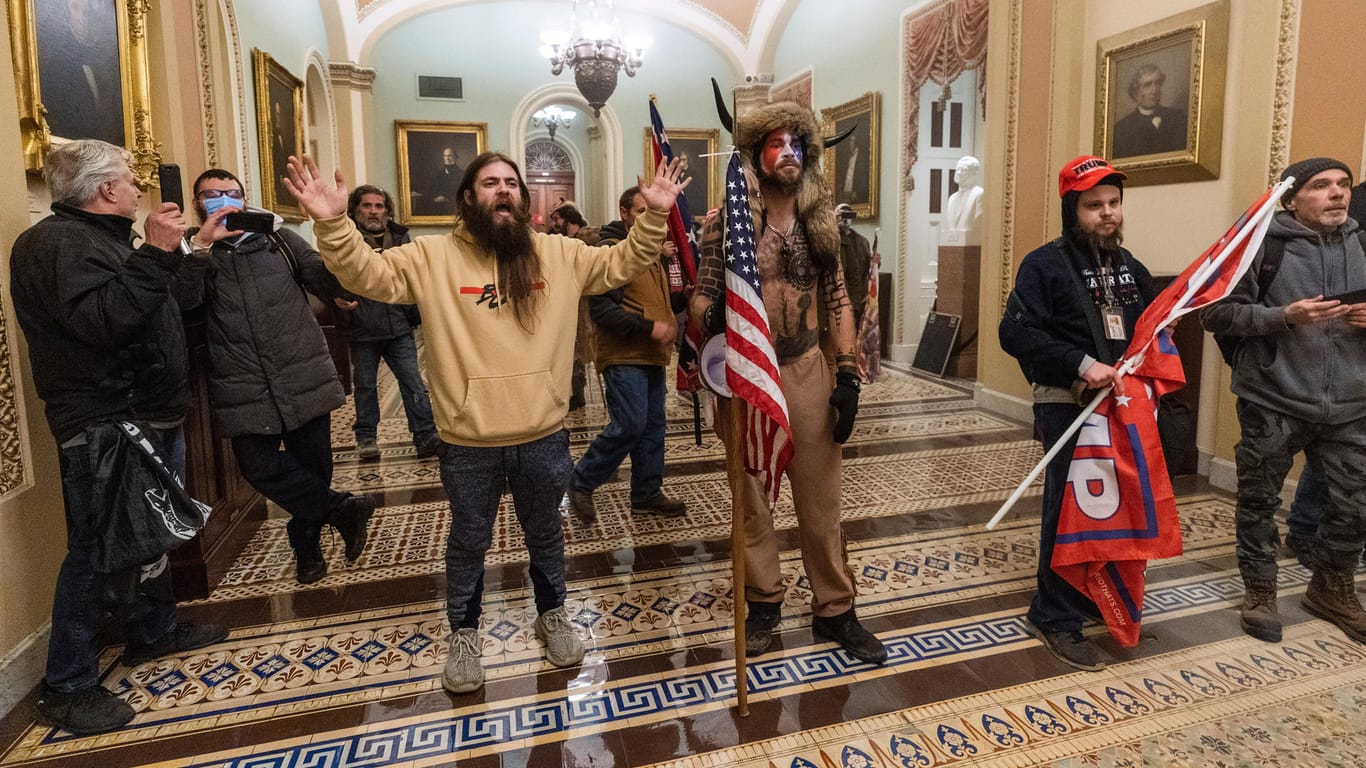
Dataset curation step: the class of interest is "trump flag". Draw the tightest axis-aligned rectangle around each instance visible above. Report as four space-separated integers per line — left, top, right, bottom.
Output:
1050 180 1287 646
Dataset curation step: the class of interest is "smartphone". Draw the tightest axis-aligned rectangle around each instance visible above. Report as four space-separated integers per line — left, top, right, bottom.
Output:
1324 288 1366 305
156 163 184 212
225 210 275 233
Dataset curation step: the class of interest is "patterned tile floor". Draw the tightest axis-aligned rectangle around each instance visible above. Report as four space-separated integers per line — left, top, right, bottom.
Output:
3 363 1365 767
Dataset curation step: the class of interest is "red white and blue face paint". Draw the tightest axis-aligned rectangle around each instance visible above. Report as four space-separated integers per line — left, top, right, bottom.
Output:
760 129 803 177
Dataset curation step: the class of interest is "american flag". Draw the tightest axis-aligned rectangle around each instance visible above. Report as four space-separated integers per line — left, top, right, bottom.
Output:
722 151 793 502
648 98 702 392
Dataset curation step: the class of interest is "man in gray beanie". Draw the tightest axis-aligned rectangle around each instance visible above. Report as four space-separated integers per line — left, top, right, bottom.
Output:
1201 156 1366 645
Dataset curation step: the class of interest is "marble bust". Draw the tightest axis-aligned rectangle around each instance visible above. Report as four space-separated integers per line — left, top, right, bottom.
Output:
944 155 983 243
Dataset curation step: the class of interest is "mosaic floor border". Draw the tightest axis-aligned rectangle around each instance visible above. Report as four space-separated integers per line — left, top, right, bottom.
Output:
638 622 1366 768
14 568 1348 768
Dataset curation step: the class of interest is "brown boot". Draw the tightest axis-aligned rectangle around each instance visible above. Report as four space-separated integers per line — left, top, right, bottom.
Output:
1303 567 1366 644
1239 577 1281 642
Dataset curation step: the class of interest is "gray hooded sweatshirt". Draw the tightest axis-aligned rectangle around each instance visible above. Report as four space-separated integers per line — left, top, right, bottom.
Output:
1200 211 1366 424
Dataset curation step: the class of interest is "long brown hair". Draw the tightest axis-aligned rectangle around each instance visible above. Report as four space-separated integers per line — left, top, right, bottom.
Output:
457 152 542 330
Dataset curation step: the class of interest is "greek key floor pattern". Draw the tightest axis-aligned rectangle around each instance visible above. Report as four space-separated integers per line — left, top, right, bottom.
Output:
4 364 1365 767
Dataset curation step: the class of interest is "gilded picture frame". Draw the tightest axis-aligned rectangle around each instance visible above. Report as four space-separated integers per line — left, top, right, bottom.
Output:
823 92 881 219
253 49 305 220
395 120 488 226
643 127 719 223
1095 0 1228 186
7 0 161 185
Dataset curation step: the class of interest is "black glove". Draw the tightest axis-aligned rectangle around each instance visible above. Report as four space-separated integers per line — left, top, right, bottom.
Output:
829 370 861 443
703 300 726 335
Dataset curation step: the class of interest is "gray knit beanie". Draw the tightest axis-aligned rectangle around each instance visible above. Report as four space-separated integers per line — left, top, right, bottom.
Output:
1280 157 1353 206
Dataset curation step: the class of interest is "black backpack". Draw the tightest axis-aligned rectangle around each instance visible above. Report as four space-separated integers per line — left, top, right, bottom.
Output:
1212 236 1284 365
1213 230 1366 364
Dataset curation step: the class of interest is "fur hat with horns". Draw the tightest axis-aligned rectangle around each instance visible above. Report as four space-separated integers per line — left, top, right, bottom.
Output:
732 101 841 268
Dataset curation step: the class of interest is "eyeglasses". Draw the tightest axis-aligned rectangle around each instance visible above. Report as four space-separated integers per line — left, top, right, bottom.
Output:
196 189 244 200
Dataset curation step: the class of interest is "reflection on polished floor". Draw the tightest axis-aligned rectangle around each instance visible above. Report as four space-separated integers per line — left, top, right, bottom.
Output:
4 363 1366 767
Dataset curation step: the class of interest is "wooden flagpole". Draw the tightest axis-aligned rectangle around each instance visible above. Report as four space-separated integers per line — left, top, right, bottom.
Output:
722 396 750 716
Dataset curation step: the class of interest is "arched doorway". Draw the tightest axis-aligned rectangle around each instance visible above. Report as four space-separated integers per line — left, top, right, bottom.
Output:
524 139 575 232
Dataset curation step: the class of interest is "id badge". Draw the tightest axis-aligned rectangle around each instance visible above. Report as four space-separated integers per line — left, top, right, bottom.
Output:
1103 307 1127 341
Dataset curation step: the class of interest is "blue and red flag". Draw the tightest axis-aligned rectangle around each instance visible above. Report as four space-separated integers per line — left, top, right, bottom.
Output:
648 97 702 392
722 151 792 502
1051 181 1286 646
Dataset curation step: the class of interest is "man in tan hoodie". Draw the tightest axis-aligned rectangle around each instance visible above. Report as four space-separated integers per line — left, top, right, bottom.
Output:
284 151 689 694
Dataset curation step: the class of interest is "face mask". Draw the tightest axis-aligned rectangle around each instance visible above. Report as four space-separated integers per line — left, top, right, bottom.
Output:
202 195 244 217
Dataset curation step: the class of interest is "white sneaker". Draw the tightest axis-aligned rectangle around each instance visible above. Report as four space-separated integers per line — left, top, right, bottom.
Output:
534 606 585 667
442 628 484 693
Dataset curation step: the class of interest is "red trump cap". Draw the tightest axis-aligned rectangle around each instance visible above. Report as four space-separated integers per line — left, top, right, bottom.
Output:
1058 155 1127 198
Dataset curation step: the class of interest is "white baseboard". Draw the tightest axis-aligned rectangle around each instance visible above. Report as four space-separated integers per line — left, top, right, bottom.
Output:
888 343 915 363
975 385 1033 424
0 624 48 720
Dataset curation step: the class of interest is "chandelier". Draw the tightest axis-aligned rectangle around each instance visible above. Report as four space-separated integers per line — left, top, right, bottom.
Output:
532 105 576 142
539 0 652 118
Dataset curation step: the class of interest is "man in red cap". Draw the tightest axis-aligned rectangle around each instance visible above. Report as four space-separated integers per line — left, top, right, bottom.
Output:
999 155 1156 671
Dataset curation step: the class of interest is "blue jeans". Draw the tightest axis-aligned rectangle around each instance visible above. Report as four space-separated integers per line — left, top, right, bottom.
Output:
350 333 437 443
438 430 571 629
1287 463 1328 539
1027 403 1100 634
572 364 666 503
47 425 182 692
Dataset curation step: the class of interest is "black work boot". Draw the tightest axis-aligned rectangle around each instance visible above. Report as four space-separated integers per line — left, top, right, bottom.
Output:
1303 567 1366 644
331 494 375 562
286 518 327 584
1239 577 1282 642
744 600 783 656
123 623 229 667
812 608 888 665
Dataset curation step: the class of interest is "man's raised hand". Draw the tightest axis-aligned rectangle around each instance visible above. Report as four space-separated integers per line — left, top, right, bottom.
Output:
283 155 349 221
638 156 692 213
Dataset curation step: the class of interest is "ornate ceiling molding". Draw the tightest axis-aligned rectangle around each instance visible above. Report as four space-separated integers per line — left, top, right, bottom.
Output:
329 61 376 91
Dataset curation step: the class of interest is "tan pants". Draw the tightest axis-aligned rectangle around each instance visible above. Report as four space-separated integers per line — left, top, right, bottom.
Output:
723 346 855 618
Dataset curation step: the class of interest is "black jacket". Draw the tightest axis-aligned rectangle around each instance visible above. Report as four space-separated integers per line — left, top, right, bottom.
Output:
999 237 1154 388
9 203 189 443
176 228 345 437
337 220 421 342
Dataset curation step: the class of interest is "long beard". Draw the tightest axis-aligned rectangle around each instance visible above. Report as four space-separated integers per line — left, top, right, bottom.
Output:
463 199 542 329
1070 221 1124 255
465 200 535 262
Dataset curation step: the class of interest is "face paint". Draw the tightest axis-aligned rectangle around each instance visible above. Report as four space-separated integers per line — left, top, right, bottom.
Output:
760 129 803 176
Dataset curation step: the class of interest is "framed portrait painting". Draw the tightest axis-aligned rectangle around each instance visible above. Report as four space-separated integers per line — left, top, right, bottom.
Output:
9 0 160 184
644 127 719 224
395 120 487 225
1095 0 1228 185
823 92 881 219
253 50 305 220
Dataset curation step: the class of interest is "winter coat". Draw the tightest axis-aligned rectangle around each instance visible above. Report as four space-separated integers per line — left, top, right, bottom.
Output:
176 228 345 437
9 203 189 443
999 237 1154 390
587 220 675 370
